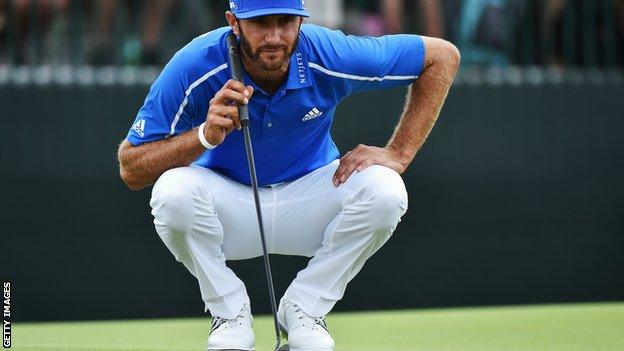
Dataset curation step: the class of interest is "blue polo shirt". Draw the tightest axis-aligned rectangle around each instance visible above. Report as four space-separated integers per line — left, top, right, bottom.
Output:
127 24 425 186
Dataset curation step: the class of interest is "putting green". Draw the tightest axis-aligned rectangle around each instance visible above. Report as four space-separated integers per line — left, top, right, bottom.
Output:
11 302 624 351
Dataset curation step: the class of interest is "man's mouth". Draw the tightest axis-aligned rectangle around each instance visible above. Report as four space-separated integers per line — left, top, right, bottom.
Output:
260 47 286 53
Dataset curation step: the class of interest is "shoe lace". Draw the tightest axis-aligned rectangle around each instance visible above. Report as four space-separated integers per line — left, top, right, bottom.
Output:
292 304 327 331
211 303 250 332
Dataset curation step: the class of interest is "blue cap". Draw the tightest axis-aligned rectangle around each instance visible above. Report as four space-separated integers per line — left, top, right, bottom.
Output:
229 0 310 19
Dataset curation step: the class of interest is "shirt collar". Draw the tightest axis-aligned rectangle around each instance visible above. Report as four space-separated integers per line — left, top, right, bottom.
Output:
283 37 312 90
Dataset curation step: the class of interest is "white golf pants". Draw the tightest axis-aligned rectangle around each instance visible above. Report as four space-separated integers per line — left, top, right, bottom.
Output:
150 159 408 319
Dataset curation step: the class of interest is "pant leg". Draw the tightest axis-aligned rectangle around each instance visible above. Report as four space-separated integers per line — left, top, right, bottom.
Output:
150 165 270 319
275 160 409 317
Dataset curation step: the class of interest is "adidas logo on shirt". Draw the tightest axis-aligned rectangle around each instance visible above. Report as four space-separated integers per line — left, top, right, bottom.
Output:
302 107 323 121
133 119 146 137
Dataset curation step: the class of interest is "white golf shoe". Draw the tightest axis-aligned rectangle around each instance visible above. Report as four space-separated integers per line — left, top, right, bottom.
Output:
277 299 335 351
207 302 255 351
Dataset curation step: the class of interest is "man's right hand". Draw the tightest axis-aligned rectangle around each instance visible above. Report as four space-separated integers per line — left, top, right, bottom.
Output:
204 79 254 146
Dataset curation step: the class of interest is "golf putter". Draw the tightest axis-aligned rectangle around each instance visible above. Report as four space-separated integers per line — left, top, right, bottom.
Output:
226 32 289 351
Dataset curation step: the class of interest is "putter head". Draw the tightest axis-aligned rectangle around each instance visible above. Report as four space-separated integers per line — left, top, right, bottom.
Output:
276 345 290 351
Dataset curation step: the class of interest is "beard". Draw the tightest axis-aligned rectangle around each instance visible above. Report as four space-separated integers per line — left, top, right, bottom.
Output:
238 25 300 72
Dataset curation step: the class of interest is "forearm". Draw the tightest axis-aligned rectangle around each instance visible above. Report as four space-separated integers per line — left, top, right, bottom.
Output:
118 128 205 190
386 37 460 171
119 79 252 190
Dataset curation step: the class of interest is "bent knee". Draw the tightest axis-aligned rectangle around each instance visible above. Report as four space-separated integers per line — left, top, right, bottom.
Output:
369 187 408 232
150 167 204 233
360 166 408 232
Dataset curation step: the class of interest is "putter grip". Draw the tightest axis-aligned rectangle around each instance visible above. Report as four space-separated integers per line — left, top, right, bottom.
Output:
226 33 250 126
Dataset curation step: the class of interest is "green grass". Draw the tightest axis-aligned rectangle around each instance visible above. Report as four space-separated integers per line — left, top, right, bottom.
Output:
11 303 624 351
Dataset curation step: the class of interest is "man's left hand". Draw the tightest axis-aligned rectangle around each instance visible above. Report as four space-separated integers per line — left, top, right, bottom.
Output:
332 144 406 187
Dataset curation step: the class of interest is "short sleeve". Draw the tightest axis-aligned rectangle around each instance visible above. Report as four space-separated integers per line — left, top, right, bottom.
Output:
126 58 195 146
303 25 426 94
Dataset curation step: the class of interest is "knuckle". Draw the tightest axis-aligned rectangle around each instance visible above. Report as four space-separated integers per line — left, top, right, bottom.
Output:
210 106 222 115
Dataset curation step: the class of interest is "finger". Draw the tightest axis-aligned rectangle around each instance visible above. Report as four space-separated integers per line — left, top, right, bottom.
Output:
210 116 234 130
223 124 236 135
223 79 245 92
224 79 253 99
224 105 241 130
333 155 357 186
215 89 249 106
332 157 347 185
212 105 240 128
211 104 238 116
337 159 362 186
333 152 354 177
355 159 374 172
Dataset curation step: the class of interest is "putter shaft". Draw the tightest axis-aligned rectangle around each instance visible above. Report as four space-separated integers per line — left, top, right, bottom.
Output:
228 32 283 351
241 124 283 351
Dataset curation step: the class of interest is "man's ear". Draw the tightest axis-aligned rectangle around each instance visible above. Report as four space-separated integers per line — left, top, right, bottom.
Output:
225 11 240 36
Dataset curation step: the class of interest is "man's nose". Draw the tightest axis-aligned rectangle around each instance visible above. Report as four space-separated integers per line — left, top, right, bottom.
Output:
265 25 282 44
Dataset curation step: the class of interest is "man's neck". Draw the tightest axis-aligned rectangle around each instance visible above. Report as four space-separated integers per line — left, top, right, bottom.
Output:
241 53 289 95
